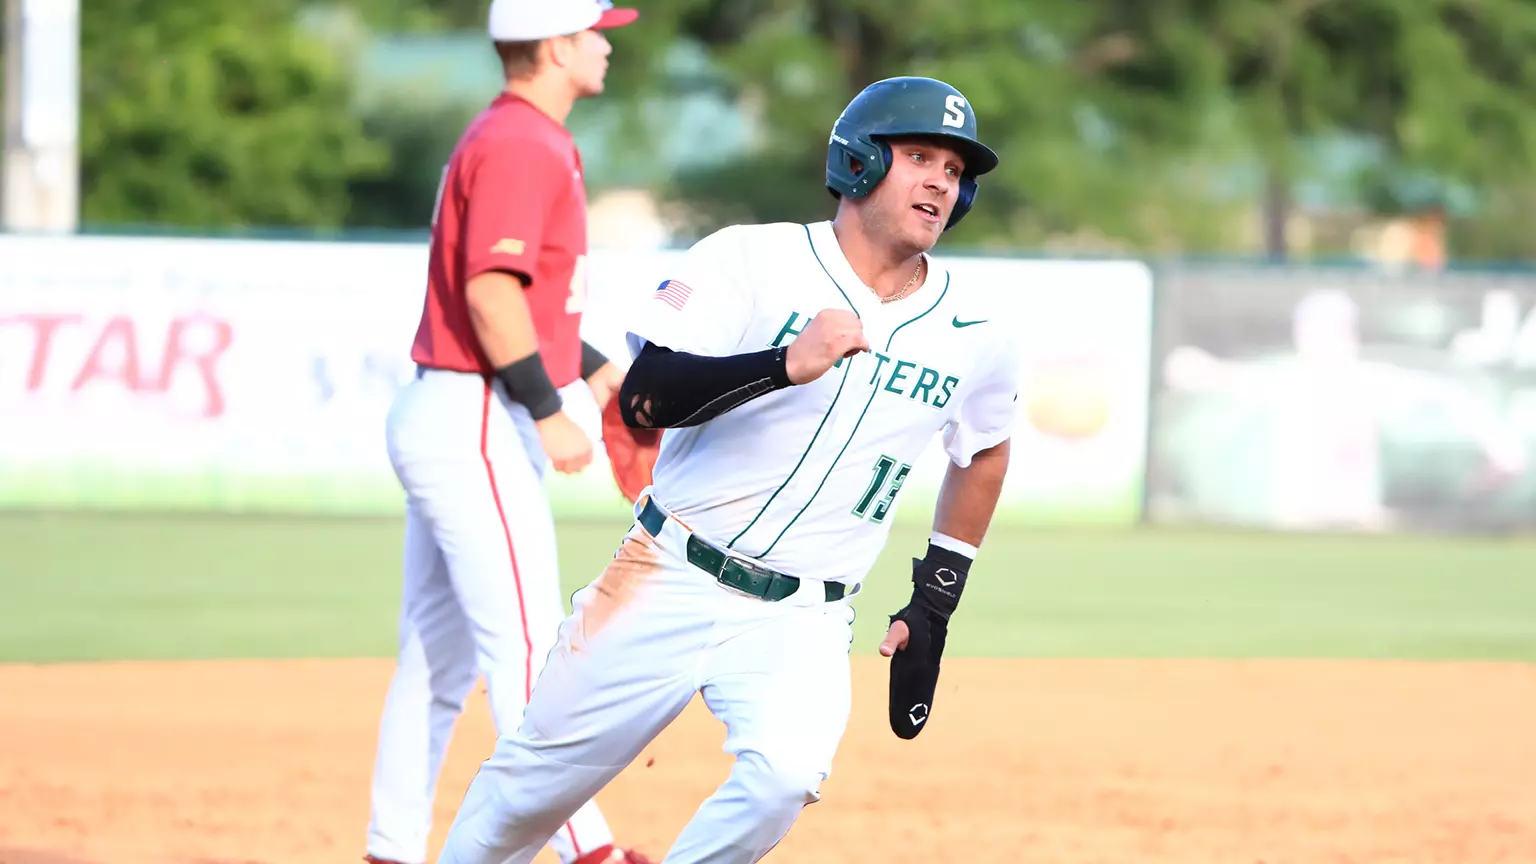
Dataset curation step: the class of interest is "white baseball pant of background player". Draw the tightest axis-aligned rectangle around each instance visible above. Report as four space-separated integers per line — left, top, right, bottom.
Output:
367 366 618 864
435 219 1020 863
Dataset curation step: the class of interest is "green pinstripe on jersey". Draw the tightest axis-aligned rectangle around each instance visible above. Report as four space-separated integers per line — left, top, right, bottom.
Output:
726 224 861 551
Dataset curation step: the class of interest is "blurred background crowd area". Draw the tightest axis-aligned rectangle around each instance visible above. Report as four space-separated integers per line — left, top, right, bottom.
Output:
8 0 1536 264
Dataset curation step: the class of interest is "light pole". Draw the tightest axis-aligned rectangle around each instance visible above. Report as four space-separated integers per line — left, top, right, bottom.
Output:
3 0 80 233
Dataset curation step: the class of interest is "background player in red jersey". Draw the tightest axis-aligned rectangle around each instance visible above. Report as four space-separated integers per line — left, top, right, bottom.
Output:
363 2 650 863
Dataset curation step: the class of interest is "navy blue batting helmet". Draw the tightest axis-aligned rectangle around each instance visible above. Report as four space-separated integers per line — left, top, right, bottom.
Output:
826 76 999 230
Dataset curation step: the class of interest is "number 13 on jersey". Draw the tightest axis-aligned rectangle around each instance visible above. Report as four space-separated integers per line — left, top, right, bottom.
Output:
853 454 911 523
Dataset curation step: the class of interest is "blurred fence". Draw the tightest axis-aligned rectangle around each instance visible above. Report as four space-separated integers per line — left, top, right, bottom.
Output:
3 230 1534 533
1149 264 1536 534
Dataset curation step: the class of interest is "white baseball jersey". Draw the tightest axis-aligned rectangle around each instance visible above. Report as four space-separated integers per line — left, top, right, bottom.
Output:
625 219 1021 586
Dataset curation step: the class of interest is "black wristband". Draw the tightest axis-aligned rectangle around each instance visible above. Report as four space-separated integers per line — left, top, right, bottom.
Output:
922 543 973 578
580 340 609 380
494 353 563 421
910 543 972 621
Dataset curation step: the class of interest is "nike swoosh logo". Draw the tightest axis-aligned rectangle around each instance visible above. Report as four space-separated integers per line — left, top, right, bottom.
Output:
952 317 988 328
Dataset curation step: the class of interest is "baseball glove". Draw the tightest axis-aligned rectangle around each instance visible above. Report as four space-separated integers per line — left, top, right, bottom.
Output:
601 395 662 503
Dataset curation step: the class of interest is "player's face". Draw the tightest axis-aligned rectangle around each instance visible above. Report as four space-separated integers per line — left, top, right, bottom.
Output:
559 29 613 97
865 137 966 252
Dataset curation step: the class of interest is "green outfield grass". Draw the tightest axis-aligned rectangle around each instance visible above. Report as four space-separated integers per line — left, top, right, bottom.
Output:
2 511 1534 664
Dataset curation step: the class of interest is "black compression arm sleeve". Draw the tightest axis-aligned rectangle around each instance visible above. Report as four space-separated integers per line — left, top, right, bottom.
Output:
619 341 794 429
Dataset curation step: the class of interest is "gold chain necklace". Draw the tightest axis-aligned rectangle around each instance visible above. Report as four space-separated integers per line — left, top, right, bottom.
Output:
878 258 923 304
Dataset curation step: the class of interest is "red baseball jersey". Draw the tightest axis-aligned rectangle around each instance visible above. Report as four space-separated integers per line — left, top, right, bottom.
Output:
410 92 588 387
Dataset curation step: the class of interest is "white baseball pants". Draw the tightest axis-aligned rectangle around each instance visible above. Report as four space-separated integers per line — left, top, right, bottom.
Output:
437 494 858 864
366 367 615 864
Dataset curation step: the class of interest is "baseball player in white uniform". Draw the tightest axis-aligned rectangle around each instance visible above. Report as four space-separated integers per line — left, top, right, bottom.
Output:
436 75 1020 863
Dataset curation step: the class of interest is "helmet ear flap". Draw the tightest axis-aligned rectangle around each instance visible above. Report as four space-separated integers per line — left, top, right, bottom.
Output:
826 132 893 199
945 175 978 230
848 137 893 198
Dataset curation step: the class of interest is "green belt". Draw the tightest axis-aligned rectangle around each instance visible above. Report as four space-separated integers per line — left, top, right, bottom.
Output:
638 497 848 603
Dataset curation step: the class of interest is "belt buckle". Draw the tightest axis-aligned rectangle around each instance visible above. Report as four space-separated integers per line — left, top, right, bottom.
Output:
648 499 798 602
670 526 753 595
714 552 770 599
706 549 784 601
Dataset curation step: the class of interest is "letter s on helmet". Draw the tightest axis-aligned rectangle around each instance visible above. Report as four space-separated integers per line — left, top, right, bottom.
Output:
825 76 1000 231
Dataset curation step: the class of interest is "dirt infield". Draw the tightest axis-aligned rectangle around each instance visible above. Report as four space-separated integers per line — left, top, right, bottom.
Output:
2 657 1534 864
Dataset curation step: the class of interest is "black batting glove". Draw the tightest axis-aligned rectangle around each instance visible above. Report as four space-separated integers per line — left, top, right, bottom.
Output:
886 542 970 740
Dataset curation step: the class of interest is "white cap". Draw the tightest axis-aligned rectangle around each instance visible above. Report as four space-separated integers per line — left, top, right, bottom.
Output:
488 0 639 41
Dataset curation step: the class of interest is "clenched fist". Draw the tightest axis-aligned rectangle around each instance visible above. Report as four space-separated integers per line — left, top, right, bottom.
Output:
785 309 870 385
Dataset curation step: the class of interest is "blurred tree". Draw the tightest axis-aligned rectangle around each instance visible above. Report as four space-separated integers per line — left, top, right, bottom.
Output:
623 0 1246 252
330 0 680 230
79 0 388 229
621 0 1536 258
345 93 478 230
335 0 444 32
418 0 489 30
70 0 1536 257
1092 0 1536 258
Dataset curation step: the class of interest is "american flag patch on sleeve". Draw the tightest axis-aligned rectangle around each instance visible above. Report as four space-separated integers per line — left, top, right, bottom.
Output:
654 279 693 310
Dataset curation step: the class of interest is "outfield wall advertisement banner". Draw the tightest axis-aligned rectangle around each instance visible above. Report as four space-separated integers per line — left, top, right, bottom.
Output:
0 234 1151 525
0 235 430 515
1148 265 1536 533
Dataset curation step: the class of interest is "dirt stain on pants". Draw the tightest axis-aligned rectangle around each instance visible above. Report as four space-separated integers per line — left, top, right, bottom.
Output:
576 531 661 647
